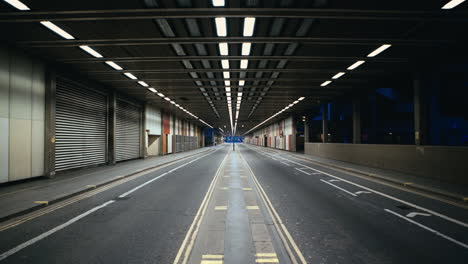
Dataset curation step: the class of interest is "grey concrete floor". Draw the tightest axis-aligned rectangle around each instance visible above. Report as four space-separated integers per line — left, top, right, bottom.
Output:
0 143 467 264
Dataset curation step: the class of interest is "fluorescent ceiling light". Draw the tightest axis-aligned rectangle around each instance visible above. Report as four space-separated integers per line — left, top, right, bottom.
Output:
164 97 171 101
138 81 149 87
157 93 165 97
79 45 103 58
40 21 75 40
238 92 243 97
242 43 252 56
219 43 229 55
221 60 230 69
298 97 305 101
239 80 245 86
226 92 231 97
215 17 227 37
225 87 231 92
367 44 392 57
442 0 465 9
243 17 256 37
347 60 365 70
225 80 231 86
212 0 225 6
148 88 157 93
332 72 345 80
321 80 332 87
240 59 249 69
124 72 137 80
4 0 30 10
105 61 123 70
170 101 176 104
223 72 230 79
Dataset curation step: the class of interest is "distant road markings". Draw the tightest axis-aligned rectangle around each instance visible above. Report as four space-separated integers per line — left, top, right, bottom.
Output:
201 254 223 264
311 172 321 175
220 187 229 190
86 185 97 188
384 209 468 249
355 191 372 195
406 212 431 218
249 146 468 229
320 179 357 197
214 206 228 210
295 168 311 175
246 206 260 210
0 200 115 261
34 201 49 205
242 188 253 191
328 179 340 182
255 252 279 263
280 161 292 166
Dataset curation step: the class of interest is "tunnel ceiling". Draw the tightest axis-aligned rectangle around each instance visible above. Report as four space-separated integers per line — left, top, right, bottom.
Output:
0 0 467 135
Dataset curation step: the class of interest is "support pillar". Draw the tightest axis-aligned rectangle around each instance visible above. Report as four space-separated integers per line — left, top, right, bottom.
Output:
44 71 56 178
353 97 362 144
304 117 309 143
322 104 328 143
107 91 117 164
414 75 428 145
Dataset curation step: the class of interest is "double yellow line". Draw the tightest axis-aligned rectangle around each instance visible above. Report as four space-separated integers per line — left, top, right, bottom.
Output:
239 152 308 264
173 153 229 264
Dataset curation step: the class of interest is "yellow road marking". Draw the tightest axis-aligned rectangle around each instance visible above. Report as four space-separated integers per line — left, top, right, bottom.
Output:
220 187 229 190
404 182 413 186
214 206 228 210
201 261 223 264
34 201 48 205
246 206 259 210
242 188 252 191
256 258 279 263
256 253 277 257
86 185 97 188
202 255 223 259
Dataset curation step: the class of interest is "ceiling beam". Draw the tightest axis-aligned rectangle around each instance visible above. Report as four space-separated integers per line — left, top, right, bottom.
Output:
1 8 466 22
88 68 391 74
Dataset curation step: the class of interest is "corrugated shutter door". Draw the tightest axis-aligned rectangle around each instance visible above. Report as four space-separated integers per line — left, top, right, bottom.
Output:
116 99 141 161
55 78 107 171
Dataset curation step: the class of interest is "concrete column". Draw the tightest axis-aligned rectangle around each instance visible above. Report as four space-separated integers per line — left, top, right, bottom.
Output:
140 103 147 159
414 75 428 145
369 92 378 143
44 70 56 178
304 117 309 143
353 97 362 144
322 104 328 143
107 91 117 164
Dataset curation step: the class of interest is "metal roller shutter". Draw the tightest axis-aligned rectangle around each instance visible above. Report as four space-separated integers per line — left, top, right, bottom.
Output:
116 99 141 161
55 77 108 171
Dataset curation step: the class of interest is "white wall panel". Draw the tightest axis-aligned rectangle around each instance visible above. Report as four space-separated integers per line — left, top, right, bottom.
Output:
145 105 161 135
0 118 8 183
9 119 32 181
31 120 45 176
10 53 32 120
0 48 9 118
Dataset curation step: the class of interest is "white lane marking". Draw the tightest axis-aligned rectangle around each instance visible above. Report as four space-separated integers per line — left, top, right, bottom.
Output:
119 150 218 198
272 157 278 161
0 200 115 261
406 212 431 218
320 179 357 197
384 209 468 249
311 172 322 175
295 168 311 175
248 146 468 229
355 191 372 195
281 161 292 166
328 179 340 182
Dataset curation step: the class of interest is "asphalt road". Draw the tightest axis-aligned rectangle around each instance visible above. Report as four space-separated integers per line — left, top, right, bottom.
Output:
239 144 468 264
0 143 467 264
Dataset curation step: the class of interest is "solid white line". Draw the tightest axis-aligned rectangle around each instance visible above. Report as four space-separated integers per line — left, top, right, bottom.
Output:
0 200 115 261
295 168 311 175
119 150 217 198
281 161 292 166
384 209 468 249
320 179 357 197
248 146 468 229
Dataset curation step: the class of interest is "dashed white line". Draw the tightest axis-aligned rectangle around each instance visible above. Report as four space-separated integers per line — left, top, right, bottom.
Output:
320 179 357 197
295 168 311 175
384 209 468 249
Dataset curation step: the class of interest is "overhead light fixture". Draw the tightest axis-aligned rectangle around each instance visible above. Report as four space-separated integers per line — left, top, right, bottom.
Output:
40 21 75 40
242 43 252 56
347 60 365 70
243 17 256 37
223 72 230 79
219 43 229 55
225 80 231 86
321 80 332 87
442 0 465 9
164 97 171 101
79 45 103 58
332 72 345 80
221 59 230 69
138 81 149 87
157 93 165 97
4 0 30 10
170 101 176 104
367 44 392 57
240 59 249 69
105 61 123 70
215 17 227 37
148 88 157 93
212 0 225 6
239 80 245 86
298 97 305 101
124 72 138 80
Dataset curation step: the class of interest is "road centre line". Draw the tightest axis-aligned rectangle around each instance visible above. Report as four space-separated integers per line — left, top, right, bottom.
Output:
384 209 468 249
247 146 468 229
295 168 311 175
320 179 357 197
0 200 115 261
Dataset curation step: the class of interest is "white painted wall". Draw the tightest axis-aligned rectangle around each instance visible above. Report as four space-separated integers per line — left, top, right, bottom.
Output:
0 47 45 183
145 104 161 135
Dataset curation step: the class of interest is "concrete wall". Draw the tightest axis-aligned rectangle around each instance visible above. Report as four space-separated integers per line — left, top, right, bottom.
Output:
304 143 468 185
0 47 46 183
